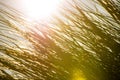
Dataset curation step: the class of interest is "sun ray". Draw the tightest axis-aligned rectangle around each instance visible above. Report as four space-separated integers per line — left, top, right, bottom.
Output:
21 0 62 20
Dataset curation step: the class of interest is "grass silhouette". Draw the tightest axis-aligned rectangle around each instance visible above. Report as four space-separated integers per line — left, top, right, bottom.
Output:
0 0 120 80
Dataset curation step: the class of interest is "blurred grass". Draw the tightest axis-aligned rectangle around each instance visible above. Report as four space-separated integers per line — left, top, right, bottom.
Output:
0 0 120 80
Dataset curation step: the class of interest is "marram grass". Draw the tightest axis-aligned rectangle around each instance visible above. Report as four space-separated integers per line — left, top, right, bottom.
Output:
0 0 120 80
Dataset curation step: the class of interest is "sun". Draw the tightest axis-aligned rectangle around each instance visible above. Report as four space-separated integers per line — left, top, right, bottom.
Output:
22 0 62 20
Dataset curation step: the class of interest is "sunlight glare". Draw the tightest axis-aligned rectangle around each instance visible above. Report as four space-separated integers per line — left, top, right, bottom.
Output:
72 69 86 80
22 0 61 20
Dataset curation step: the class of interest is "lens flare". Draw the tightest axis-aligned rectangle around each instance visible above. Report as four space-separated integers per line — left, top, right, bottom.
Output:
22 0 61 20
